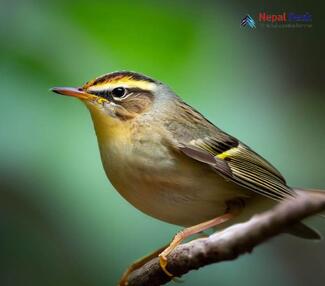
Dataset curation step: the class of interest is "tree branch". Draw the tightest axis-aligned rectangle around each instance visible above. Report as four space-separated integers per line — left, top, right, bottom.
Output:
126 191 325 286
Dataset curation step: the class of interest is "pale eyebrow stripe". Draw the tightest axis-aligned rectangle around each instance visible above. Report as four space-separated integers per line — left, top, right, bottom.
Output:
88 80 156 92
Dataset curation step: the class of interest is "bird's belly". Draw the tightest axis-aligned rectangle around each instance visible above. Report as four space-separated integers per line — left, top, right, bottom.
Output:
100 142 251 226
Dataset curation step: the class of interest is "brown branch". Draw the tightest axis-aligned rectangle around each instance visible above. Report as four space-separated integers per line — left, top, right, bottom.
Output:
126 191 325 286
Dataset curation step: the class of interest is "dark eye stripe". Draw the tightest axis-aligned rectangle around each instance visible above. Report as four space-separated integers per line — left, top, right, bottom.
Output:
89 90 112 100
88 87 153 101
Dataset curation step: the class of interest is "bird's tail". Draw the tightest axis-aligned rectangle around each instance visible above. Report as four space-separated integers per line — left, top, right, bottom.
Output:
285 222 321 240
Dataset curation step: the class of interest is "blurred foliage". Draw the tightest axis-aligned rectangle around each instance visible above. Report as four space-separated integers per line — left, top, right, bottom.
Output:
0 0 324 285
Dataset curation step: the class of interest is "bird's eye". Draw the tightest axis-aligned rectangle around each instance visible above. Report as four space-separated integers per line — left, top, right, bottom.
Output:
111 87 126 98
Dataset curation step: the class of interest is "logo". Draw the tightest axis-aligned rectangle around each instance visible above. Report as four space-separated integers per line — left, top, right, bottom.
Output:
241 15 256 28
241 12 312 29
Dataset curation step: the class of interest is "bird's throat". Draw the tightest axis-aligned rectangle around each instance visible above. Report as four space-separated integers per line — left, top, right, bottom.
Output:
86 103 133 148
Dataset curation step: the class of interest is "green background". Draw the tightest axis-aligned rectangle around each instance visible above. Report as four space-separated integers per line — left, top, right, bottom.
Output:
1 0 324 285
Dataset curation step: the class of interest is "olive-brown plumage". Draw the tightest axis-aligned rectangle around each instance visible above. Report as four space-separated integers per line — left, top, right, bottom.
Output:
52 71 322 283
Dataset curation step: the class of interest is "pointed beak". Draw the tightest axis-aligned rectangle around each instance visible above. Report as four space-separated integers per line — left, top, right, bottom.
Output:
51 87 97 100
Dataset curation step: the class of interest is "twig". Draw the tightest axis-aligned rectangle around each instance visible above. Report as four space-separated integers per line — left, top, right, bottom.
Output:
126 191 325 286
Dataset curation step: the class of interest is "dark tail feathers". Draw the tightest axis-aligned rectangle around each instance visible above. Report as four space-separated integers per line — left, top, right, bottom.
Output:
285 222 321 240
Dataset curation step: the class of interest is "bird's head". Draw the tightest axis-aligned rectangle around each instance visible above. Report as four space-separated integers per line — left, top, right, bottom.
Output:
51 71 168 124
51 71 178 144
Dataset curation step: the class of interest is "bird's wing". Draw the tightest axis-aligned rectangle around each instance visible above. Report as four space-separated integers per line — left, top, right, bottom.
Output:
177 135 295 202
164 98 294 201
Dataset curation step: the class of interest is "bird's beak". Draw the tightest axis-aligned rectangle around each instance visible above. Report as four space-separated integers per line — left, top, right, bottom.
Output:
51 87 97 100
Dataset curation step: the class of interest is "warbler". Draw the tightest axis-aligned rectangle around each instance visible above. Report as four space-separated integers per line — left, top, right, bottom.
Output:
52 71 322 284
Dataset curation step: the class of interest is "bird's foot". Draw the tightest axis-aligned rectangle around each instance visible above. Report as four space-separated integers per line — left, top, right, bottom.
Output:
159 254 173 277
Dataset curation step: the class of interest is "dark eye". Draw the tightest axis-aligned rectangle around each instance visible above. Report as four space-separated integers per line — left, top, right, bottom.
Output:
111 87 126 98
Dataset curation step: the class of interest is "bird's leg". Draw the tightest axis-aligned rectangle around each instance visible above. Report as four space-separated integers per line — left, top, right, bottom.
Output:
118 244 169 286
118 231 208 285
159 200 244 277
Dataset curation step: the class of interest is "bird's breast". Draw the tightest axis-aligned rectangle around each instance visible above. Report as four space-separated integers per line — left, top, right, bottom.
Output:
97 127 249 227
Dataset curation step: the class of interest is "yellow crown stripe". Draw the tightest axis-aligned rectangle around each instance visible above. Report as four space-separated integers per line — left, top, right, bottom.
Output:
85 78 155 92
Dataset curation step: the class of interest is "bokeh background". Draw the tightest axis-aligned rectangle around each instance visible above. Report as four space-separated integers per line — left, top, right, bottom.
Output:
1 0 324 285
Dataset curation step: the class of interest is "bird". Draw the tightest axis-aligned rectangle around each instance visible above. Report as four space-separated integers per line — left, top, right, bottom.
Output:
51 71 322 284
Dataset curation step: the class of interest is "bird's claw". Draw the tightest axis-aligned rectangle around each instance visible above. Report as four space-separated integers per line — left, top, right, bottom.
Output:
159 254 174 277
